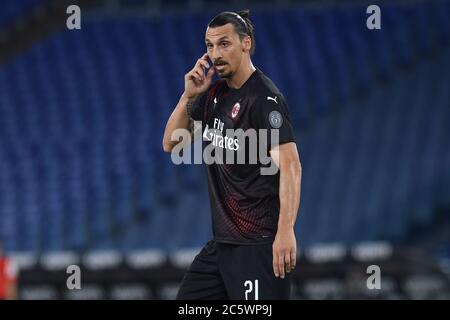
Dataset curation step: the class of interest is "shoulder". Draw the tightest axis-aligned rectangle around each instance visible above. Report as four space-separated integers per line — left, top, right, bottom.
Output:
254 70 282 97
249 71 292 128
252 70 286 107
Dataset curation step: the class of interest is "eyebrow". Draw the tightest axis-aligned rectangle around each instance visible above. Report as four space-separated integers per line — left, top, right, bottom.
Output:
205 36 231 43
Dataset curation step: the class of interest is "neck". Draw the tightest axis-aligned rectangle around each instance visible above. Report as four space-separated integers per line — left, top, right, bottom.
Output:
226 59 256 89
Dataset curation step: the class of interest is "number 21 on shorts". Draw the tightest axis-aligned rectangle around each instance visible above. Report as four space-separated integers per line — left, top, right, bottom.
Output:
244 280 259 300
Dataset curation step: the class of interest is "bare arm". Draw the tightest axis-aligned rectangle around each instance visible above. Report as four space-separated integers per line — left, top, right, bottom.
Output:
162 53 215 153
270 142 302 279
162 94 195 152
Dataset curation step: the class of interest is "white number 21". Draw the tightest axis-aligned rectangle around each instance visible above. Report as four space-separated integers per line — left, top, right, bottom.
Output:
244 280 259 300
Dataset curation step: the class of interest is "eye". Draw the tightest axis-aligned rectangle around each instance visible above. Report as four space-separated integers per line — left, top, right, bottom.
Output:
206 43 213 49
220 41 230 47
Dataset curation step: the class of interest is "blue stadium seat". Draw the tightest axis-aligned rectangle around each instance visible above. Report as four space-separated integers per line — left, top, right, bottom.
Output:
0 1 449 253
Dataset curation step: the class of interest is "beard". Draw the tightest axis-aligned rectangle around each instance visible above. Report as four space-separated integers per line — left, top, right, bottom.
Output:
214 62 233 79
218 69 233 79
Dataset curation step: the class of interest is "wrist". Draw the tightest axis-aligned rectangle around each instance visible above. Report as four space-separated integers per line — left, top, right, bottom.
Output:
181 92 197 101
182 94 197 117
277 219 294 231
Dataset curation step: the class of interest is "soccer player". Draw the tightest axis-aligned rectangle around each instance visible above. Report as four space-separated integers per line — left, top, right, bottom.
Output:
162 10 302 300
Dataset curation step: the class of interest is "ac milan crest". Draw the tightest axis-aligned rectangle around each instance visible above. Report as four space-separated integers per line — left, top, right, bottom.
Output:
231 102 240 119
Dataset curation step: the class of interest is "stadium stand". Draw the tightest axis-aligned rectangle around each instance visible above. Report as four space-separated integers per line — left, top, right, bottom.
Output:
0 0 449 299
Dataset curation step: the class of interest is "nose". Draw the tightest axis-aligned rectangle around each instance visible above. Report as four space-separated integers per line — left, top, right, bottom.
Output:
210 46 222 62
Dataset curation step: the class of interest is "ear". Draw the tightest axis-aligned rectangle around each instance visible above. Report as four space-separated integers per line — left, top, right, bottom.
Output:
242 36 251 53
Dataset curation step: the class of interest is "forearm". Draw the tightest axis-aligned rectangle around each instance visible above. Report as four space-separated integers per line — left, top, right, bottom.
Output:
272 150 301 278
278 159 301 229
162 93 195 152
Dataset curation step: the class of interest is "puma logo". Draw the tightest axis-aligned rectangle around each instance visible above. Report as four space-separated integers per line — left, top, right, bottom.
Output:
267 96 278 104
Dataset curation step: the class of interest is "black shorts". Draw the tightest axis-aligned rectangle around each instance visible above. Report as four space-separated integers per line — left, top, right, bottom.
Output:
176 240 291 300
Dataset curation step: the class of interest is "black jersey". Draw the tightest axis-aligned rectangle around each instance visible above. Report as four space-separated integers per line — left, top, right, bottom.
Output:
190 69 296 244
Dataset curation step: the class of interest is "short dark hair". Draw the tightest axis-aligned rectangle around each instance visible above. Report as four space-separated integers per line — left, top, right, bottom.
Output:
208 10 256 55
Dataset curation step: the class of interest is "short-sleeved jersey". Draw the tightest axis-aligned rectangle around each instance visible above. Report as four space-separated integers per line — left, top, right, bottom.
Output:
191 69 296 244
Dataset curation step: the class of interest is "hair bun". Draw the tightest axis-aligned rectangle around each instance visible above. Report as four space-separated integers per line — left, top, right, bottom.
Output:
238 9 250 19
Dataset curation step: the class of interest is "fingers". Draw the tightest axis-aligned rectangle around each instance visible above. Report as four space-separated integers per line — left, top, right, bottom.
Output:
273 248 297 279
273 248 285 279
290 250 297 271
195 55 210 74
186 53 212 83
273 250 279 278
189 58 210 81
278 255 285 279
285 249 297 273
200 52 209 62
197 58 210 70
192 69 204 82
285 252 291 274
187 72 200 84
206 65 215 79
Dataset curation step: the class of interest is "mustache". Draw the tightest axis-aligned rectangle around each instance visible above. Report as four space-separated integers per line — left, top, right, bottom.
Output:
214 60 227 66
